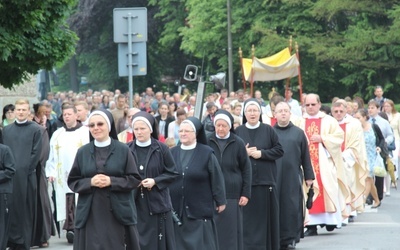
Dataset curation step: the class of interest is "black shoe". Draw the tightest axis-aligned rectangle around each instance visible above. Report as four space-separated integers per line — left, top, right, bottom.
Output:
304 227 318 236
366 197 373 205
348 216 355 223
67 231 74 244
371 202 381 209
326 225 336 232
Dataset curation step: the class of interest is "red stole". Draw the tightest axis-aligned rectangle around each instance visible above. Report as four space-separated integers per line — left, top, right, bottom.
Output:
126 132 134 143
305 118 326 213
339 123 346 152
270 117 277 127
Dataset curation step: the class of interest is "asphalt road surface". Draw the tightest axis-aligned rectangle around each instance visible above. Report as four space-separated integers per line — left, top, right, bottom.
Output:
36 179 399 250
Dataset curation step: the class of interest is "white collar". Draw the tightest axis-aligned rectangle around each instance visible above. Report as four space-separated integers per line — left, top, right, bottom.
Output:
16 119 28 124
245 121 260 129
216 132 230 139
136 139 151 147
181 142 197 150
94 137 111 147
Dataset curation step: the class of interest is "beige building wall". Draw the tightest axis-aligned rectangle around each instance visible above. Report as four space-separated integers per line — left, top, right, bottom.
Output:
0 74 39 114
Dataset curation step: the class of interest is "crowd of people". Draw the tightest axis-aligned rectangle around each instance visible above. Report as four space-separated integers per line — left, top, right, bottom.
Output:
0 84 397 250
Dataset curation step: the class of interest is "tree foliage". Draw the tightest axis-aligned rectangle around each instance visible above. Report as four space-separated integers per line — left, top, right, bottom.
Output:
0 0 78 89
147 0 400 101
49 0 400 102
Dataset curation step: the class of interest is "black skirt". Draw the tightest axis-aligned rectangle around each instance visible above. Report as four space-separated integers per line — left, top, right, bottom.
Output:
174 209 219 250
136 190 176 250
73 189 140 250
215 198 243 250
243 185 280 250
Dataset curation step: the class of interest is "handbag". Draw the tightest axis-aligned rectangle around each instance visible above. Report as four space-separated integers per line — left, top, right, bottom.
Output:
374 153 387 177
306 184 314 209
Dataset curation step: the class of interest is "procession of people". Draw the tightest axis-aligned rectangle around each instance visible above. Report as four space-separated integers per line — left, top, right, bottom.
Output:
0 85 397 250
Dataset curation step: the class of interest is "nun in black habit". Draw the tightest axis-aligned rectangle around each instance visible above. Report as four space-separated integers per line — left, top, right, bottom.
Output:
68 110 142 250
207 109 252 250
169 116 227 250
128 111 179 250
235 98 284 250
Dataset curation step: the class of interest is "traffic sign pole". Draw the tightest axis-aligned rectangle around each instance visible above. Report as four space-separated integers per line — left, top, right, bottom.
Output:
127 13 134 108
114 7 147 108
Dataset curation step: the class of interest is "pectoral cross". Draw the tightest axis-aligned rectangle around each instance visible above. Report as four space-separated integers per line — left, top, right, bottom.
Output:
158 233 163 240
140 187 144 198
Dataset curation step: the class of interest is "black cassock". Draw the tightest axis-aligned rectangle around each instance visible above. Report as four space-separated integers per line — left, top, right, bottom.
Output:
3 121 43 249
235 123 284 250
274 122 314 247
31 126 55 247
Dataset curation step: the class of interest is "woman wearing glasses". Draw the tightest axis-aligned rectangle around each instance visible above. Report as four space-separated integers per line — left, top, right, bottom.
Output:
68 110 142 250
235 98 284 250
169 116 226 250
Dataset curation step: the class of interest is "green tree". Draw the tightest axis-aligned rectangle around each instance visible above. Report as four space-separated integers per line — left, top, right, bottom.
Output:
309 0 400 100
0 0 78 89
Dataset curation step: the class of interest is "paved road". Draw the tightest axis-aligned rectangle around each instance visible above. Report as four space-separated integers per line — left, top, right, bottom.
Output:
39 180 400 250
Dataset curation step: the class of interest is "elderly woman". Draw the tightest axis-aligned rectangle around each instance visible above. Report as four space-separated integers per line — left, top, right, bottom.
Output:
128 111 179 250
207 109 251 250
235 98 284 250
68 110 142 250
169 116 227 250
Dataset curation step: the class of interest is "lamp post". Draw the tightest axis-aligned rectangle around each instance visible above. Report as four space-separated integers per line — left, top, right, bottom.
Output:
227 0 234 92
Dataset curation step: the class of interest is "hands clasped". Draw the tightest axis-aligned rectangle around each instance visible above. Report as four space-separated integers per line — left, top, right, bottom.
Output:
91 174 111 188
246 144 261 159
140 178 155 190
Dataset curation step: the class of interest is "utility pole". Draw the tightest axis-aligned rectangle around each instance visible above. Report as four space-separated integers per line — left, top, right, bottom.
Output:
227 0 234 92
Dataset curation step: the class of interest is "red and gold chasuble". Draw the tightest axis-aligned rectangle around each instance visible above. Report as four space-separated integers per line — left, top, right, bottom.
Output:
305 118 326 214
339 123 346 152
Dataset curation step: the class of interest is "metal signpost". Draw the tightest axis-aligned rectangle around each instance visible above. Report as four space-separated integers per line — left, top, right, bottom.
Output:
113 7 147 108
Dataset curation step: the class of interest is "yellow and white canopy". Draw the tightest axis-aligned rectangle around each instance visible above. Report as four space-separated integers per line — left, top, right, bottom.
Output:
242 48 299 82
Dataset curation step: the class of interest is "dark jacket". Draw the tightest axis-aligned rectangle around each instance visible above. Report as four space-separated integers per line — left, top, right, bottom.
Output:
202 114 215 137
68 139 141 228
0 144 15 193
235 123 284 186
170 143 226 220
155 115 175 138
208 133 252 199
372 123 390 159
127 138 179 214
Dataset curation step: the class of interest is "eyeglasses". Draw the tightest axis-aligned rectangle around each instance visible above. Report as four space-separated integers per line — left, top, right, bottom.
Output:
178 130 195 134
333 110 344 113
305 103 318 107
5 111 13 115
88 122 105 128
